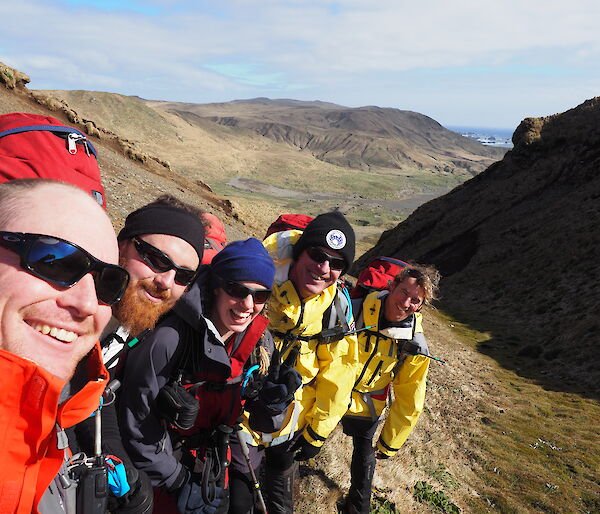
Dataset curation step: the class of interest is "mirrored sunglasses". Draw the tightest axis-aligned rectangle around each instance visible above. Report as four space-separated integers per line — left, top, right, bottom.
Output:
306 246 345 271
133 237 197 286
0 231 129 306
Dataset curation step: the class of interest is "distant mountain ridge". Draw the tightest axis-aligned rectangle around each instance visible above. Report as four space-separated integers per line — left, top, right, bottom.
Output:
149 97 506 176
354 97 600 393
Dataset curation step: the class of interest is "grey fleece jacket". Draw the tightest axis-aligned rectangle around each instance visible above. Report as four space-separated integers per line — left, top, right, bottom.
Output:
118 272 229 489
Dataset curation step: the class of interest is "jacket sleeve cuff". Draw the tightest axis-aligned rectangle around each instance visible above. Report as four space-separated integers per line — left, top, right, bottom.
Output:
166 463 187 492
303 425 326 448
376 438 398 457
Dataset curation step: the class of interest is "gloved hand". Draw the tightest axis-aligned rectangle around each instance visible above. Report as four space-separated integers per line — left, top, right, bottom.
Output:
176 473 224 514
375 451 390 460
111 468 153 513
256 347 302 412
290 434 321 461
246 347 302 432
156 380 199 430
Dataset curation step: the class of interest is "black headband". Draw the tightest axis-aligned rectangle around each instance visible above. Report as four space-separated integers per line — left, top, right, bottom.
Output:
118 204 205 261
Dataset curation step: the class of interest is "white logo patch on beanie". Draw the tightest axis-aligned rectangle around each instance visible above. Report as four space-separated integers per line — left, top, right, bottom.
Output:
326 229 346 250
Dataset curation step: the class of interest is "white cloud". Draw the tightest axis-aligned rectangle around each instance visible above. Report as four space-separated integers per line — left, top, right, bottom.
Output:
1 0 599 126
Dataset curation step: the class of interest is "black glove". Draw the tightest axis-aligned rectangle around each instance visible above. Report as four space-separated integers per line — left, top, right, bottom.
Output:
111 468 153 514
246 347 302 432
290 434 321 461
156 380 199 430
176 473 224 514
256 347 302 412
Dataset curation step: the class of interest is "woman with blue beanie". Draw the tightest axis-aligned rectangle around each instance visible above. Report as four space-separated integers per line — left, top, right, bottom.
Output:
118 238 291 513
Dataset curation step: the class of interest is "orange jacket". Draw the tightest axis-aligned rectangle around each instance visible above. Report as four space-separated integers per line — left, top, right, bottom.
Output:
0 344 108 513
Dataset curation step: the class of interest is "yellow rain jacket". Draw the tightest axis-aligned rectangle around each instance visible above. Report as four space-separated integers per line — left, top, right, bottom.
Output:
245 230 358 448
347 290 429 457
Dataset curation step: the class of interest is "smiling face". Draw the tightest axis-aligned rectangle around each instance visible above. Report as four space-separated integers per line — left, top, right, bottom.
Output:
210 281 268 340
114 233 199 335
383 277 425 323
289 246 343 298
0 183 118 381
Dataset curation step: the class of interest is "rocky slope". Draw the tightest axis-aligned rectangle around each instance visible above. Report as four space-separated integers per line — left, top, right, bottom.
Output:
0 61 249 239
354 98 600 394
150 97 506 176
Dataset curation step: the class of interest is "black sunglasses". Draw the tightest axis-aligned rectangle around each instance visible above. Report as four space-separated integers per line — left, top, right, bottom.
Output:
133 237 197 286
0 231 130 306
306 246 345 271
218 278 272 304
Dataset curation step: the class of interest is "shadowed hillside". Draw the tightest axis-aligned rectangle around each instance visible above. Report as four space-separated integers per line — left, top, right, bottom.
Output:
150 97 506 176
354 97 600 396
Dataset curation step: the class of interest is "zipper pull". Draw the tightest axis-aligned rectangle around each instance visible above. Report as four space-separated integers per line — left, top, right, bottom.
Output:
67 133 78 155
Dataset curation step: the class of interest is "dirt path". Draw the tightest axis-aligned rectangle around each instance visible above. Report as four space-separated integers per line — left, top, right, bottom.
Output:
227 176 450 213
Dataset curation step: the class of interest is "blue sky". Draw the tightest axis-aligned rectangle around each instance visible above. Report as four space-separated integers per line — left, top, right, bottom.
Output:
1 0 599 129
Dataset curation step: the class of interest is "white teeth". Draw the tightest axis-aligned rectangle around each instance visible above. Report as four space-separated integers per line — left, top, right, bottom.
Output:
232 309 250 318
310 273 324 281
33 323 77 343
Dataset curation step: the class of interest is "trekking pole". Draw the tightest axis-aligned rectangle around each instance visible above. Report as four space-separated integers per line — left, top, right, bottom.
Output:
402 341 446 364
235 429 268 513
77 405 109 513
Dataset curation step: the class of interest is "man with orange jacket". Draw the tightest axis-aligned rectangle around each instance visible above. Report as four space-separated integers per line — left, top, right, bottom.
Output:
0 179 128 513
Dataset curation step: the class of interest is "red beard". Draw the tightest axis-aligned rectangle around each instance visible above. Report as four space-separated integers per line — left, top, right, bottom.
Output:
112 278 176 336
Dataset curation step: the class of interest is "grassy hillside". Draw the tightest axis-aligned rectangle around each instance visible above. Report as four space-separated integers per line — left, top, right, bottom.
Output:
150 98 505 174
42 90 502 247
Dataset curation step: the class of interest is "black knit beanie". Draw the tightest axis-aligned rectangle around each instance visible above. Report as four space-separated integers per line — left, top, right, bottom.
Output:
292 211 355 272
118 204 205 262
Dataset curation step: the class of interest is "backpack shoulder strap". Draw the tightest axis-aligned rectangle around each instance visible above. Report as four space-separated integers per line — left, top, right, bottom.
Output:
102 329 150 371
322 284 352 332
351 297 365 330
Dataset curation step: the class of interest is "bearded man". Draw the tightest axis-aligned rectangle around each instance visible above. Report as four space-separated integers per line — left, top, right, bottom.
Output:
74 194 205 514
102 195 205 368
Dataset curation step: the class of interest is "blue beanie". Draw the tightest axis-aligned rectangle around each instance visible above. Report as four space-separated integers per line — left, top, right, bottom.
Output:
210 238 275 288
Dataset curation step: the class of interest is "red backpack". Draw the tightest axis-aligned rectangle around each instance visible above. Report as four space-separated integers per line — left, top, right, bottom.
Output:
201 212 227 265
0 113 105 208
264 214 314 239
350 256 410 299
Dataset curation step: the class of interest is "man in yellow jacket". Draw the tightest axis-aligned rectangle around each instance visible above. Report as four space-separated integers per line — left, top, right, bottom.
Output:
341 264 440 514
254 211 358 513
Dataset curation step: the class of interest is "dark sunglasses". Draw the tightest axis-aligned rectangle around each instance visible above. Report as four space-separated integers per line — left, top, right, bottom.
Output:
306 246 345 271
0 231 129 306
133 237 197 286
218 278 272 304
